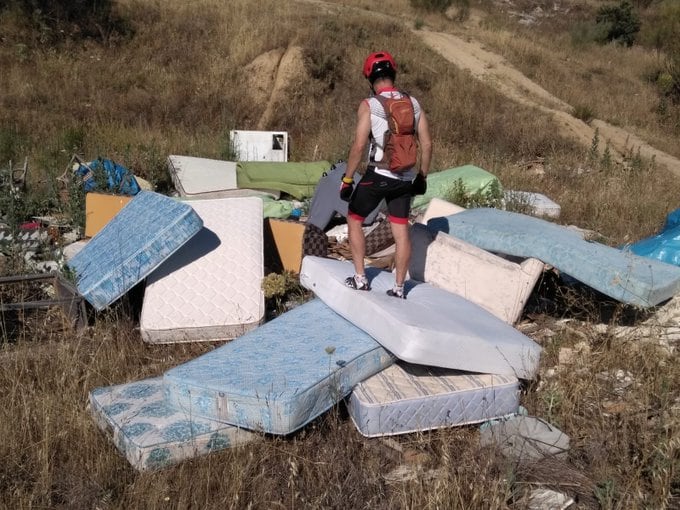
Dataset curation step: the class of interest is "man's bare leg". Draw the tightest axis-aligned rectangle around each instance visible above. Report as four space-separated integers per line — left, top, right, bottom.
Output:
347 214 366 276
390 221 411 286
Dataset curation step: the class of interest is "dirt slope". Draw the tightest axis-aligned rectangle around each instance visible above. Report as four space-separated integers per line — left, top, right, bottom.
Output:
296 0 680 177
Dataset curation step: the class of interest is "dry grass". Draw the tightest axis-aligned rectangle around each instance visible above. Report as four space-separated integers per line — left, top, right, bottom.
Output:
1 0 680 507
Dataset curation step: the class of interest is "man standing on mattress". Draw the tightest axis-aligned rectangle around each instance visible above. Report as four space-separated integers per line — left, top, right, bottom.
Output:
340 51 433 299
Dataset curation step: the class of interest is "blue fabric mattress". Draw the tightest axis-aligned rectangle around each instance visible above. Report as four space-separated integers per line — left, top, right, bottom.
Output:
429 208 680 308
68 191 203 310
163 299 395 435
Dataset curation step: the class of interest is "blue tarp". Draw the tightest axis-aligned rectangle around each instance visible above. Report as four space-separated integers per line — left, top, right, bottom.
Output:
626 208 680 266
74 158 140 195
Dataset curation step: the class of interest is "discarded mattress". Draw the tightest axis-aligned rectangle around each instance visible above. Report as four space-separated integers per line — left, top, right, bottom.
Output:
429 208 680 308
410 224 543 324
90 377 257 471
163 299 394 434
415 197 465 224
348 363 520 437
140 197 264 344
167 155 279 200
299 256 541 379
236 161 331 200
625 207 680 266
503 190 561 218
411 165 501 210
68 191 203 310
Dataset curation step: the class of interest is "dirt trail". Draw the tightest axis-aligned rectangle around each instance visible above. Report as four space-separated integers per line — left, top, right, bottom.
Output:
295 0 680 177
417 29 680 177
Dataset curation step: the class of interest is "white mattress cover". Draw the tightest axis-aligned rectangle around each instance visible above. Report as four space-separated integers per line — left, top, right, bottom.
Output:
504 190 561 218
348 363 520 437
299 256 541 379
410 225 543 324
89 377 257 471
140 197 264 343
416 197 465 224
167 155 280 199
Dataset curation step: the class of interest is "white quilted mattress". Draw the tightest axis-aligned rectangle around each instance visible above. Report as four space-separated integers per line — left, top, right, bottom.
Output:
299 256 541 379
168 155 279 199
348 363 520 437
140 197 264 343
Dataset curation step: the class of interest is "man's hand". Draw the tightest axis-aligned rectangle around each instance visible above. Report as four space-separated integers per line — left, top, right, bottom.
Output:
412 172 427 196
340 176 354 202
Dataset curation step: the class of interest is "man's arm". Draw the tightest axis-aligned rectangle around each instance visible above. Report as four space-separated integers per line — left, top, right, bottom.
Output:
416 110 432 176
344 101 372 181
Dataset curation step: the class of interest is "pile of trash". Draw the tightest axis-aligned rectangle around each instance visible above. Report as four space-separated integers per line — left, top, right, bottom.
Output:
3 143 680 507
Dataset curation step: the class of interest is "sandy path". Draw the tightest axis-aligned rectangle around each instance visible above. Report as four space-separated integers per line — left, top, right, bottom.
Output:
295 0 680 177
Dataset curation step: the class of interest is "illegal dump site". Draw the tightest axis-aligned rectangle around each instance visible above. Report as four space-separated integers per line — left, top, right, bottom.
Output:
1 1 680 508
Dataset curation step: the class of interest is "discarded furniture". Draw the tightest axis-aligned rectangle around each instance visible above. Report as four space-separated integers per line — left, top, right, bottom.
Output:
410 224 543 324
299 256 541 379
68 191 203 310
415 197 465 225
140 197 264 344
504 190 561 218
84 192 133 238
264 218 305 274
235 161 331 200
430 208 680 308
90 377 258 471
0 272 87 331
411 164 501 210
348 362 520 437
229 130 288 162
163 299 394 435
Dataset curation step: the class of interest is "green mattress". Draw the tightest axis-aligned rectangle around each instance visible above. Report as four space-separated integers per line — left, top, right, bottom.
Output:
412 164 501 210
236 161 331 200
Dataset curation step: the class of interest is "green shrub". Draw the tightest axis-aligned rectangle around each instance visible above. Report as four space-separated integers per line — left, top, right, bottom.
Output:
572 104 596 123
595 1 641 47
409 0 453 13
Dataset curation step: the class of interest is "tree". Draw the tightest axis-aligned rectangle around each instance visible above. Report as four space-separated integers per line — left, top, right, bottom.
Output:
595 1 641 47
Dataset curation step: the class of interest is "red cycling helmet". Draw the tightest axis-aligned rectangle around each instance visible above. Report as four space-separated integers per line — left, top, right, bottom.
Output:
362 51 397 84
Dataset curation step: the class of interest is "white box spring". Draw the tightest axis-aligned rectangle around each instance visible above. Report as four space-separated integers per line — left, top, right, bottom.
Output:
348 363 520 437
140 197 264 343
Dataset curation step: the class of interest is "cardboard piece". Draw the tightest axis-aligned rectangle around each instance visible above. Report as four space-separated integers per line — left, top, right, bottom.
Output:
85 193 133 238
266 218 305 273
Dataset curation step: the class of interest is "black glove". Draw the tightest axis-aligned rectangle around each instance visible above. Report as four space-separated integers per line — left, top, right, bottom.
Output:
340 177 354 202
412 172 427 196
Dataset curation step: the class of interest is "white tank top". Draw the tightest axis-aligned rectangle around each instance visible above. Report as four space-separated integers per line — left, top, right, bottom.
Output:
365 88 421 181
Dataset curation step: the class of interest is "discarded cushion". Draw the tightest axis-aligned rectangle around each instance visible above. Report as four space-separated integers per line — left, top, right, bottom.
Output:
68 191 203 310
431 208 680 308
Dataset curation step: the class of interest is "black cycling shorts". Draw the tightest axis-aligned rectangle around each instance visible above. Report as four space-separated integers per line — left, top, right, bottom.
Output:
348 167 412 224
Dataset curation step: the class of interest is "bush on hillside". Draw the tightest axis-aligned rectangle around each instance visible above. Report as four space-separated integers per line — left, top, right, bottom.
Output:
595 1 641 47
409 0 453 13
1 0 129 44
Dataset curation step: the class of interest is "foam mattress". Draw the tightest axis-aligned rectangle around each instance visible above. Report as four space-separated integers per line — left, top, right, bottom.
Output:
140 197 264 343
163 299 395 434
410 224 543 324
89 377 257 471
299 256 541 379
348 363 520 437
167 155 279 199
68 191 203 310
429 208 680 308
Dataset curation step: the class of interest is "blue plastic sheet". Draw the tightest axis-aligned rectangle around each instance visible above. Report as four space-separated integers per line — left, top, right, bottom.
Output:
626 208 680 266
74 158 140 195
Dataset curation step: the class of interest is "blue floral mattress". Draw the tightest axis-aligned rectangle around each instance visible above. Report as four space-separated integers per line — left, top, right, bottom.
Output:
68 191 203 310
89 377 257 471
163 299 395 435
